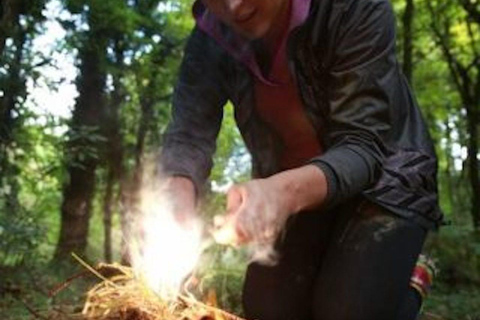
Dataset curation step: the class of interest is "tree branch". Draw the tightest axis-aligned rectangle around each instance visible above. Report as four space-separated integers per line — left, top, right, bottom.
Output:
466 18 480 71
475 63 480 104
427 1 470 102
461 0 480 24
402 0 415 82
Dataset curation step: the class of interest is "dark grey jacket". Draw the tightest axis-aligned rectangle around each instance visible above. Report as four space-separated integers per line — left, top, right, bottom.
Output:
161 0 443 229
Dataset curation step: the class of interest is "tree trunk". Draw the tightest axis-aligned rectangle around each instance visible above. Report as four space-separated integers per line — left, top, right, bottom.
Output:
0 9 24 216
117 34 176 264
119 103 152 264
466 106 480 230
102 39 125 262
56 161 98 259
0 0 18 56
461 0 480 24
119 182 133 265
402 0 415 83
119 95 154 264
103 167 114 262
443 115 456 214
54 32 107 259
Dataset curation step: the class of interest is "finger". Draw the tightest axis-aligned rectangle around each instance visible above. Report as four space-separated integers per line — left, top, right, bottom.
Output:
226 185 254 244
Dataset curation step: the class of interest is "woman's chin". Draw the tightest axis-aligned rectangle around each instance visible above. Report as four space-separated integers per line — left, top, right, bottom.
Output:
232 22 271 40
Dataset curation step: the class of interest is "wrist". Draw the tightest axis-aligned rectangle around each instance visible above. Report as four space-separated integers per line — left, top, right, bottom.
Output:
268 165 327 214
165 176 197 220
166 176 196 201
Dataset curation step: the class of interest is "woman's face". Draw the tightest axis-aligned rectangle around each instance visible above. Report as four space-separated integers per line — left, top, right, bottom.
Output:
201 0 289 39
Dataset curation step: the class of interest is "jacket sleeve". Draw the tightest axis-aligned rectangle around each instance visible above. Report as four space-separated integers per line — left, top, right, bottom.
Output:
160 27 228 193
310 0 398 206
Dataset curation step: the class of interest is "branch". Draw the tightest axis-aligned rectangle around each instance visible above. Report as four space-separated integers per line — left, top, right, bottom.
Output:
0 0 19 55
427 1 470 101
475 62 480 103
466 18 480 72
461 0 480 24
466 56 480 72
402 0 415 82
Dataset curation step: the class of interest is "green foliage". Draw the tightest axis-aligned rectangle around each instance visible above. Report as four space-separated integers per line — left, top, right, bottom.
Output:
427 227 480 287
194 191 249 315
210 103 251 187
65 124 106 168
0 260 100 320
0 115 65 265
0 211 45 266
0 0 61 266
424 227 480 319
196 244 248 316
425 288 480 320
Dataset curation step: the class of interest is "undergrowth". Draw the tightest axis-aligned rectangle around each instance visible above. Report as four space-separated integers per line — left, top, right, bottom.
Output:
1 226 479 319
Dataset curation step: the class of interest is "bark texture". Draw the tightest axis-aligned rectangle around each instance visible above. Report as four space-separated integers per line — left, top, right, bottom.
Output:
55 12 108 259
0 6 24 216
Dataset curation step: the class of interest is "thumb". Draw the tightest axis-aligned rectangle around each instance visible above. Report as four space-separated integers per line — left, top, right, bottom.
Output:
226 185 250 243
211 185 248 245
226 185 244 215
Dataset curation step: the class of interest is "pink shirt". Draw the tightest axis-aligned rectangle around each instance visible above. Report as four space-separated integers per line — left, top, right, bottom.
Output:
253 0 321 170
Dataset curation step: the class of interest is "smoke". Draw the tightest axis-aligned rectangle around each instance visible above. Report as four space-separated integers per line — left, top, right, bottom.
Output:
213 188 288 267
247 243 280 266
126 160 204 299
126 155 283 293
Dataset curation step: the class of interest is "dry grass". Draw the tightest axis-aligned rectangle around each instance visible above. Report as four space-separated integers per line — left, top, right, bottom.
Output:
50 259 245 320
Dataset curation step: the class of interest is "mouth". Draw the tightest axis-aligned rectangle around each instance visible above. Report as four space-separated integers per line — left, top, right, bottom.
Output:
234 8 257 24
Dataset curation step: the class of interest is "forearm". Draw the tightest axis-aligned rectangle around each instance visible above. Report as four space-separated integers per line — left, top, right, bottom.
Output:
267 164 328 214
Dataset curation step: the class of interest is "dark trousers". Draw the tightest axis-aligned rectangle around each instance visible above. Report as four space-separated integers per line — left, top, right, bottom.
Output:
242 199 426 320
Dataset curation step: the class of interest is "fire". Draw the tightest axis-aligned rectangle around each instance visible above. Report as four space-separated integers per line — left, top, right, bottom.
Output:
129 182 203 300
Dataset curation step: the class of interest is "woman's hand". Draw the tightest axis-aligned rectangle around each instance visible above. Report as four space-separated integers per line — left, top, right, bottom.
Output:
227 178 294 244
215 165 328 245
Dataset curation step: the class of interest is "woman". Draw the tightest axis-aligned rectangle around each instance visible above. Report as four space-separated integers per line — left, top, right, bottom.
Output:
161 0 441 319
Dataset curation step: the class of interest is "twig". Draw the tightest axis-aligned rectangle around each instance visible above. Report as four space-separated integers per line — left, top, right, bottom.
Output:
71 253 118 287
49 270 91 297
50 260 129 297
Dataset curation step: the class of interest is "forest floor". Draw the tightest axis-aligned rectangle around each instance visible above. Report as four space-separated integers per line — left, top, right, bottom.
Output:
0 260 479 320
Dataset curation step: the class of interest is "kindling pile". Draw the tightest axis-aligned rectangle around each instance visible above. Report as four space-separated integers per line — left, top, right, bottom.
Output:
52 261 245 320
